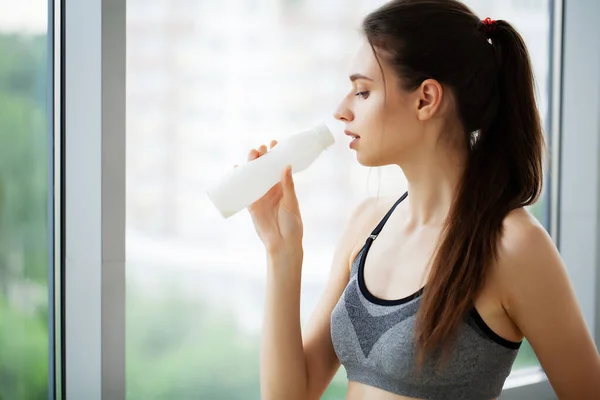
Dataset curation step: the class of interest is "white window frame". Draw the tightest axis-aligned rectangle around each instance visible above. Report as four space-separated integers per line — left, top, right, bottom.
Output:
61 0 126 398
58 0 599 398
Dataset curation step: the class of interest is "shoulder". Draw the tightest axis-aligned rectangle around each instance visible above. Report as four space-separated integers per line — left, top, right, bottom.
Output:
498 207 551 258
493 210 600 397
337 195 399 263
493 207 563 314
349 195 399 235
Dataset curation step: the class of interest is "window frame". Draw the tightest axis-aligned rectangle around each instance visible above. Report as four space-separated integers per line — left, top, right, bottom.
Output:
49 0 60 397
60 0 126 398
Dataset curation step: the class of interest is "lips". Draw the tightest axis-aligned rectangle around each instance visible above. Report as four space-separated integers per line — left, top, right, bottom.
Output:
345 130 360 150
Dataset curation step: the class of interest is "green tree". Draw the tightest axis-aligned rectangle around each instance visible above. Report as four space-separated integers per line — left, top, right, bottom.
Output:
0 34 48 289
0 33 49 400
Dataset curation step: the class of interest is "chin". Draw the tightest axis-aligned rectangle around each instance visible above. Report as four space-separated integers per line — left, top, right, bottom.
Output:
356 152 386 167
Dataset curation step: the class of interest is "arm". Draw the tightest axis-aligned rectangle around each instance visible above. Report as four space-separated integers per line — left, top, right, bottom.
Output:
260 198 379 400
500 221 600 399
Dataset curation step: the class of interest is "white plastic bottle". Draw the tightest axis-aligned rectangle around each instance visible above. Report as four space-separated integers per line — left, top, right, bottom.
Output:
207 124 335 218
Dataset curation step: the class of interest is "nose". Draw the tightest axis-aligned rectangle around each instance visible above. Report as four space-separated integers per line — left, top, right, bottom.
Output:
333 98 354 122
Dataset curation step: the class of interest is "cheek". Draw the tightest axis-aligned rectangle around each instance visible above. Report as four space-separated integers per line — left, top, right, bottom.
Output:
354 96 386 131
379 108 422 152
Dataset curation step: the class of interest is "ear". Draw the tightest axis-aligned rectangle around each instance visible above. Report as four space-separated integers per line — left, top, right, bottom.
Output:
415 79 443 121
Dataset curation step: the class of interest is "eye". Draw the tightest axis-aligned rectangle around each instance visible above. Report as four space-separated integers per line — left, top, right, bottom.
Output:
355 91 370 99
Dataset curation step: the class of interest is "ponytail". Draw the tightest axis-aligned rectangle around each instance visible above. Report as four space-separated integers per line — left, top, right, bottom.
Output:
414 20 545 365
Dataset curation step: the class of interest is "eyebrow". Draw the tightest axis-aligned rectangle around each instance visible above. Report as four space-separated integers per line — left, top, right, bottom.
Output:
349 73 373 82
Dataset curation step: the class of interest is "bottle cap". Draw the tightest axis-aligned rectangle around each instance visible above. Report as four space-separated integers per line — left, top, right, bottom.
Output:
314 124 335 149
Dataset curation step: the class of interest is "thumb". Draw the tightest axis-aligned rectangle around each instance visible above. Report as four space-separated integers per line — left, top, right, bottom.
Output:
281 165 300 213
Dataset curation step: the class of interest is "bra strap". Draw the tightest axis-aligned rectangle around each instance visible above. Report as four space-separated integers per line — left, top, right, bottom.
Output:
368 191 408 240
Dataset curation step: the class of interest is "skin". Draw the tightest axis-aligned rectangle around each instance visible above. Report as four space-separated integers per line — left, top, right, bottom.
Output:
247 41 600 400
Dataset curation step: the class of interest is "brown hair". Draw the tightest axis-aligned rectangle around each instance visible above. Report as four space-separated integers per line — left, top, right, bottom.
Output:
362 0 545 366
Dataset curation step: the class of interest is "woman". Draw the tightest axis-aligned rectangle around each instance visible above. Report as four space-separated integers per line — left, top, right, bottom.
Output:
245 0 600 399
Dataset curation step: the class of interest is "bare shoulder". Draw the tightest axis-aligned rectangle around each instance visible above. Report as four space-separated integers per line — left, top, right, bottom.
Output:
496 207 555 267
493 207 563 313
338 195 399 264
349 195 398 238
498 207 550 255
494 209 600 397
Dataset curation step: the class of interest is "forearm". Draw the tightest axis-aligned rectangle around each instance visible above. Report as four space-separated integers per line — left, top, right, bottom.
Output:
260 248 307 400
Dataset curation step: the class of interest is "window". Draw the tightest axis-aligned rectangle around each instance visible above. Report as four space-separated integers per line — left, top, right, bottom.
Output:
126 0 555 398
0 0 52 399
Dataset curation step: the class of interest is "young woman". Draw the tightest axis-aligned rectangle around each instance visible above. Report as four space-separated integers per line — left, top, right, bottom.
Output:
244 1 600 399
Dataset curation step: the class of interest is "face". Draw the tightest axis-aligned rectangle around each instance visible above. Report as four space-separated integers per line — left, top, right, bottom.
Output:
334 41 444 167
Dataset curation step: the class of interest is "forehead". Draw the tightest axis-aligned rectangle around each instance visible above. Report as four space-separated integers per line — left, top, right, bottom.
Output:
349 41 388 83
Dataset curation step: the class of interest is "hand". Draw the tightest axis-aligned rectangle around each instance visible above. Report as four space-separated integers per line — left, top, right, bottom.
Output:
237 140 303 254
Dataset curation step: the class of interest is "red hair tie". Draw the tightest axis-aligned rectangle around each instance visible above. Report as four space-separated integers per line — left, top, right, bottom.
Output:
482 17 497 35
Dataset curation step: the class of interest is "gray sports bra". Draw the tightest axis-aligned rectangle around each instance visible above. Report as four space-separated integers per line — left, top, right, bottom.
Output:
330 192 522 400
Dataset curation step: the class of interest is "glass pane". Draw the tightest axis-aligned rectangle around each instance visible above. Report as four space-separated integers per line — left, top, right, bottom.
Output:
126 0 552 398
0 1 51 399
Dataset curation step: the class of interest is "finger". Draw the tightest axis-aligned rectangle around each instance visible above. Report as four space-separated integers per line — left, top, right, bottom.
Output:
247 149 259 161
258 144 267 156
269 140 278 149
281 165 300 213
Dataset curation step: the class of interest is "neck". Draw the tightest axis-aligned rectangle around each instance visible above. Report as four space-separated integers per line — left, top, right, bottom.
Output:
400 141 467 227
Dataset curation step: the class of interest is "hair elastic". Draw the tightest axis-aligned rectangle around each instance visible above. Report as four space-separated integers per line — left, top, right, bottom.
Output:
482 17 497 36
